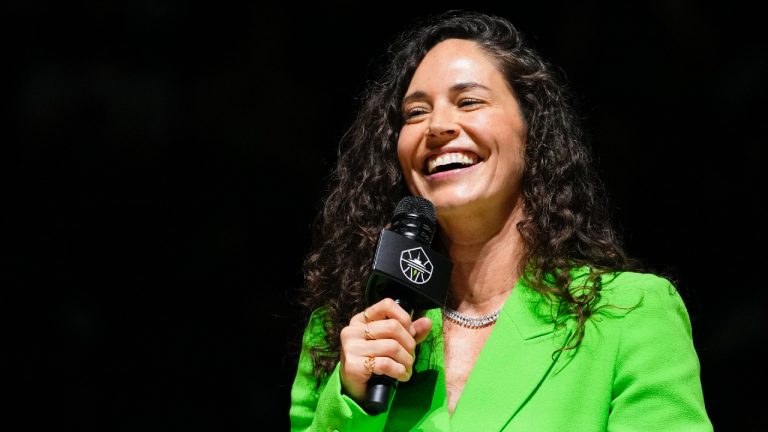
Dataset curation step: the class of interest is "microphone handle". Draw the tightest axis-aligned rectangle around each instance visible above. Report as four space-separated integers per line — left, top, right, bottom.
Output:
364 298 413 414
365 375 397 414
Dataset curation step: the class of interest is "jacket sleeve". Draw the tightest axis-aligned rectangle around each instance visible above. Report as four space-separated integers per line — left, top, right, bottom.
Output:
607 279 713 431
289 309 391 432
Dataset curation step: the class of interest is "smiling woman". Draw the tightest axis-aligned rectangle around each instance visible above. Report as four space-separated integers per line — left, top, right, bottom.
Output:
397 38 527 221
289 10 712 432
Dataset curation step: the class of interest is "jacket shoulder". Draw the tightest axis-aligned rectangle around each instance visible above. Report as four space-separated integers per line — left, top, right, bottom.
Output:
593 271 685 318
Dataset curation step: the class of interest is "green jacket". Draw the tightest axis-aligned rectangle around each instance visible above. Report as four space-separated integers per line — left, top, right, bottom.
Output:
289 271 712 431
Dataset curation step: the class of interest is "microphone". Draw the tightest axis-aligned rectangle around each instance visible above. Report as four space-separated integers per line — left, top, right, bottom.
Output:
363 196 452 414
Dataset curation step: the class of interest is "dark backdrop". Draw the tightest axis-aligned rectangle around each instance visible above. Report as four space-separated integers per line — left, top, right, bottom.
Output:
8 1 766 431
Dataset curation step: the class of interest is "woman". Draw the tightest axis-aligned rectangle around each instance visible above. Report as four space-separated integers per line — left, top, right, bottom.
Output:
289 10 712 431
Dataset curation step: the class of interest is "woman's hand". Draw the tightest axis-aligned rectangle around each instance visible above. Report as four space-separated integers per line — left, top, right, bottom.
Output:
339 297 433 404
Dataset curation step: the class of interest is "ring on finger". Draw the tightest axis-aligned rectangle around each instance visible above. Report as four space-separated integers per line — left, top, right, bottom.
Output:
363 309 371 323
364 324 376 340
363 356 376 374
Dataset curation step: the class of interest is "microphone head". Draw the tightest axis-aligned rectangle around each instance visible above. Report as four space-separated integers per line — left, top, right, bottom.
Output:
393 196 436 225
391 196 436 246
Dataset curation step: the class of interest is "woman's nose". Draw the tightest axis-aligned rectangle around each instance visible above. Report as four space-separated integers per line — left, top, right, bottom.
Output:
426 106 459 139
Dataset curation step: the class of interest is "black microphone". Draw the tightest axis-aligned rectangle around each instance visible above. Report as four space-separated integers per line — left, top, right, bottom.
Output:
363 196 452 414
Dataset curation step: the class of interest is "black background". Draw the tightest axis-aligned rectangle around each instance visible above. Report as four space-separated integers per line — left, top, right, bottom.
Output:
7 1 766 431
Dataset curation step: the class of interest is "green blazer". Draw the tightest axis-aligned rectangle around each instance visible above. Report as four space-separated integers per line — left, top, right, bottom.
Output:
289 271 712 431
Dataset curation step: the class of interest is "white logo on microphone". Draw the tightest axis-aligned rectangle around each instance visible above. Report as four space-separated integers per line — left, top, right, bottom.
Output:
400 247 433 284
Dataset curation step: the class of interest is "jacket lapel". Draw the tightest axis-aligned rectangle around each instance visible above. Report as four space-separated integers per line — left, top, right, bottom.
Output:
449 281 574 431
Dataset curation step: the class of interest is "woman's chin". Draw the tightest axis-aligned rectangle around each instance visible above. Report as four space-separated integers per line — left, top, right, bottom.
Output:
429 194 482 215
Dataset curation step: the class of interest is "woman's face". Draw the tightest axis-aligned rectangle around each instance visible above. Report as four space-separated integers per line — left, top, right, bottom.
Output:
397 38 527 217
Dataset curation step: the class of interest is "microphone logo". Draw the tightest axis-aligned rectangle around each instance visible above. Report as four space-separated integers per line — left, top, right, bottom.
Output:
399 247 433 284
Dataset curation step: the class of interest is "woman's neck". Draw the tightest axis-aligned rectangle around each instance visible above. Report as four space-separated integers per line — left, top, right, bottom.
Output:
438 198 526 314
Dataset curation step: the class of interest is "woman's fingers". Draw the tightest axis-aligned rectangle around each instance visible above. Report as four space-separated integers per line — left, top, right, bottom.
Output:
353 298 414 335
362 318 417 354
362 355 412 382
340 325 415 371
339 298 434 402
366 338 415 371
412 316 433 344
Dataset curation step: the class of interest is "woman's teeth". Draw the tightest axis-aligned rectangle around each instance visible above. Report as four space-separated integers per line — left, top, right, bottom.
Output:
427 152 478 174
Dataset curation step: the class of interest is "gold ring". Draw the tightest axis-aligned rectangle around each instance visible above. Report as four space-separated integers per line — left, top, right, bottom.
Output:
363 356 376 374
364 324 376 340
363 309 371 322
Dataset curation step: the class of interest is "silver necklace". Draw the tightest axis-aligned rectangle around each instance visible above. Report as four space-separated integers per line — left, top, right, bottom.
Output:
442 307 499 329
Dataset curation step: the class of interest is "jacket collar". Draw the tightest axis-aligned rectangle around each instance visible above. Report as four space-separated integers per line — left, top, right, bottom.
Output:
448 278 575 430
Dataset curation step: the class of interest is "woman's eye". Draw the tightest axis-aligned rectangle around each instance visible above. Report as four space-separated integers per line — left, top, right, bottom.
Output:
404 107 428 119
459 98 482 107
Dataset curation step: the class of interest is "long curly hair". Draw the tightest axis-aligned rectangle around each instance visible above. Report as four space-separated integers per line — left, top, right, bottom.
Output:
298 10 639 379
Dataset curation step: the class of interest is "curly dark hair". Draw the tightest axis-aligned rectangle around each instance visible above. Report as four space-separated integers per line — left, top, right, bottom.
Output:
298 10 639 379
